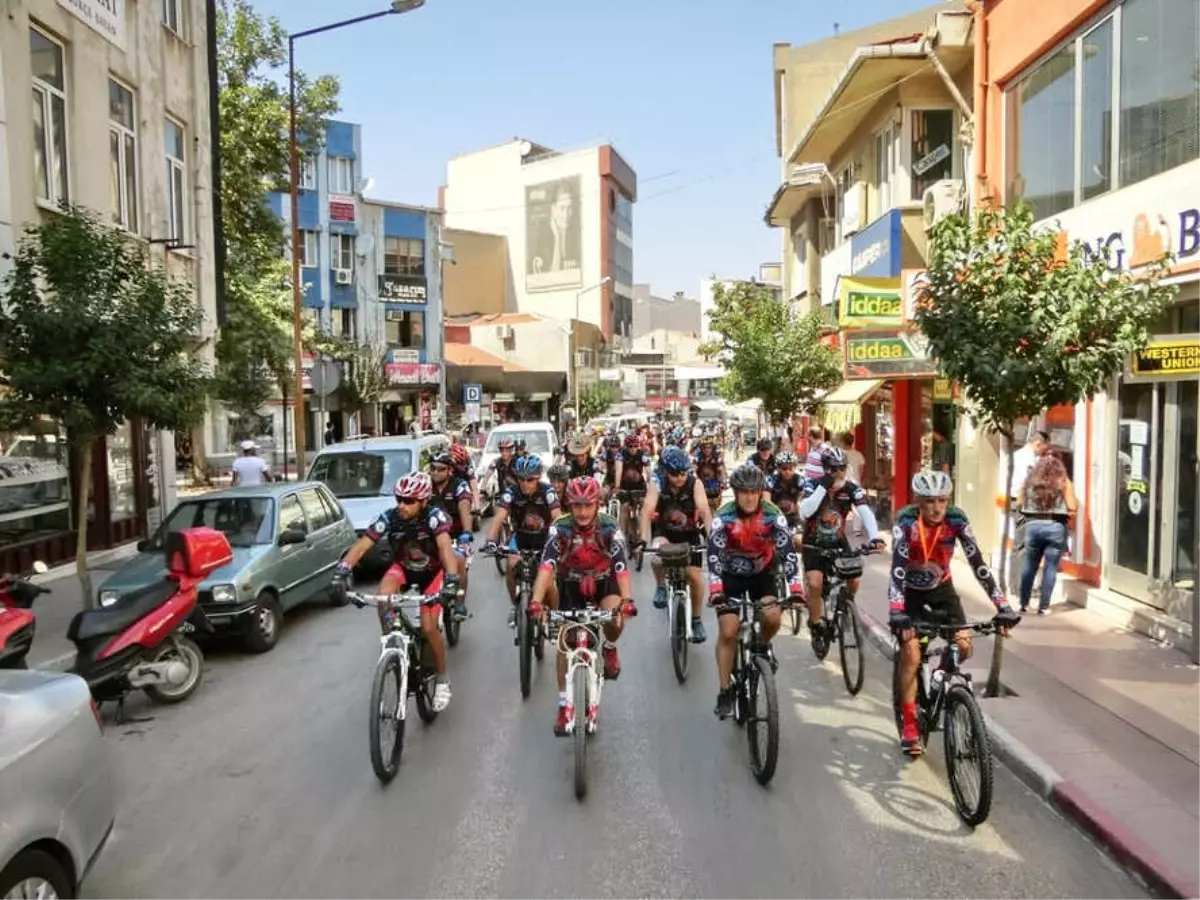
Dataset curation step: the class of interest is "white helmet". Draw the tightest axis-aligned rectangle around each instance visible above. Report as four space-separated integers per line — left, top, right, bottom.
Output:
911 469 953 498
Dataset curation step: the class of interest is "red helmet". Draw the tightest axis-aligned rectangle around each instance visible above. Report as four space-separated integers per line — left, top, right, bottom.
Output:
623 433 641 450
449 443 470 468
565 476 601 506
498 438 515 450
393 472 432 501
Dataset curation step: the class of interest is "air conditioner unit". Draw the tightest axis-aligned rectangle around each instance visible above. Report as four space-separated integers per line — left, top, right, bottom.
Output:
334 268 353 285
923 179 965 231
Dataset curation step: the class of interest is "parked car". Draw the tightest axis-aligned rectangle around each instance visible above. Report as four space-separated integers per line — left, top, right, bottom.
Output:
95 483 356 653
0 669 115 899
305 433 450 574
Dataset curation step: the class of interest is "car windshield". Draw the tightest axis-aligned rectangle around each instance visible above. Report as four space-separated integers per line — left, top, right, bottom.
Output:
484 430 553 454
309 449 413 498
148 497 273 549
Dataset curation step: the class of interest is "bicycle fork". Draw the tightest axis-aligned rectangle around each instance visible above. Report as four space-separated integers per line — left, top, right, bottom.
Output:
565 652 602 736
666 576 693 641
378 639 410 722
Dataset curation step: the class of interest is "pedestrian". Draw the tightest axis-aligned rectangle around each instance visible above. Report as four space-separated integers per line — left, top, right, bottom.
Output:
839 431 867 486
1017 451 1077 615
803 426 828 482
323 420 335 447
231 440 271 486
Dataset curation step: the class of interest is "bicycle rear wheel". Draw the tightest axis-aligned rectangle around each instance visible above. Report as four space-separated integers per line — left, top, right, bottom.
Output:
670 589 689 683
944 684 994 826
572 665 589 800
746 654 779 785
838 599 865 696
518 592 533 699
368 651 405 783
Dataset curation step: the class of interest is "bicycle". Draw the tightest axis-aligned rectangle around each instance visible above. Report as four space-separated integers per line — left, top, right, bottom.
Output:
890 614 1010 826
550 603 630 800
812 545 874 695
445 548 473 649
492 517 512 577
717 592 785 786
346 590 444 784
482 546 545 699
646 543 700 683
616 489 646 571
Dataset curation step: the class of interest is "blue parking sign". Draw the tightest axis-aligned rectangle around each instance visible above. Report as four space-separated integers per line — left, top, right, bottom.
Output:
463 384 482 404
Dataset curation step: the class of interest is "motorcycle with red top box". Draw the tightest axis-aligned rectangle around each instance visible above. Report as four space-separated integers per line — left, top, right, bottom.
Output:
0 562 52 669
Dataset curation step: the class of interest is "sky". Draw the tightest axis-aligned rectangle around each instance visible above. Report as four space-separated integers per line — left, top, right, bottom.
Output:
252 0 939 297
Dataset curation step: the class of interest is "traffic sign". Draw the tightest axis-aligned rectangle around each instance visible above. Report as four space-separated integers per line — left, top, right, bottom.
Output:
463 383 483 404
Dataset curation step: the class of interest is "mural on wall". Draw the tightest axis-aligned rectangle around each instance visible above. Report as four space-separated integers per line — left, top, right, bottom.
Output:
526 176 582 291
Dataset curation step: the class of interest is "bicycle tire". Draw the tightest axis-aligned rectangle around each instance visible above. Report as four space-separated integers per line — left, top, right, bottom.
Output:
670 589 688 683
788 602 802 636
414 643 439 724
443 602 461 648
494 524 509 576
944 684 994 826
746 654 779 785
368 651 405 783
838 599 865 696
518 592 533 699
532 610 545 661
573 665 589 800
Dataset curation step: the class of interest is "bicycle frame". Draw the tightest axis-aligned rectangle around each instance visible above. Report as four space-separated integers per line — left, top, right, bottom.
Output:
351 590 429 720
913 622 992 729
550 607 618 736
649 545 696 641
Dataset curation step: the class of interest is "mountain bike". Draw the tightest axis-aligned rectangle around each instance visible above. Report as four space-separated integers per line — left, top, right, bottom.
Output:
445 545 473 648
812 545 874 695
347 590 443 784
890 614 1012 826
647 543 699 683
550 603 631 800
718 593 785 786
482 546 545 699
617 489 646 571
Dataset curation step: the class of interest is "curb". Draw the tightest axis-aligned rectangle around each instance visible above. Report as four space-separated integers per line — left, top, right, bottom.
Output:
857 606 1194 899
30 651 75 673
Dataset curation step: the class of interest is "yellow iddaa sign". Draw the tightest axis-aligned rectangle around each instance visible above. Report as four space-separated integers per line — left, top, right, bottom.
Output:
836 275 904 329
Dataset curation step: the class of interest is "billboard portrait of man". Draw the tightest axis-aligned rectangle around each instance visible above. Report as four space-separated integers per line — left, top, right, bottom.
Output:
526 176 582 291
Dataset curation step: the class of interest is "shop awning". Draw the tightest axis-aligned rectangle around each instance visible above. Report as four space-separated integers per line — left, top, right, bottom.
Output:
820 378 885 432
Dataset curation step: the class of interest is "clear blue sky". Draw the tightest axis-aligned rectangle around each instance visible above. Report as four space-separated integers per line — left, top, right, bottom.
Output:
254 0 938 297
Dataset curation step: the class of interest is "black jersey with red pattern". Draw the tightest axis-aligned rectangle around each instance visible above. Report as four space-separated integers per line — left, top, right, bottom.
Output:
651 472 701 540
428 474 473 535
566 454 602 481
365 504 452 576
616 448 651 488
888 504 1003 612
706 500 801 592
500 481 559 536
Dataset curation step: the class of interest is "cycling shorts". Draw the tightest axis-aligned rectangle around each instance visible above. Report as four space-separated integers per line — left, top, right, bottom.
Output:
716 570 776 617
904 580 966 629
557 575 618 611
380 568 445 615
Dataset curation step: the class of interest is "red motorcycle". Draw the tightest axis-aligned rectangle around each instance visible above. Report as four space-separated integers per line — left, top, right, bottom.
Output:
0 563 52 669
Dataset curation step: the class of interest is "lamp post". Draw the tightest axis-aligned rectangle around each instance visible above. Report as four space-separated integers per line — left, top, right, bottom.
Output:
288 0 425 475
571 276 613 419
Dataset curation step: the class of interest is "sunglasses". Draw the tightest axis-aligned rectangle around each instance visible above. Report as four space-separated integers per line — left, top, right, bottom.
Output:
519 475 540 483
396 497 420 506
569 501 596 509
430 464 450 472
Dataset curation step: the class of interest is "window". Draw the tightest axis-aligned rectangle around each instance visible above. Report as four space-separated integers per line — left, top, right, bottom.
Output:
328 156 353 194
1081 19 1115 201
108 80 137 232
384 309 425 348
297 488 332 532
277 494 306 534
1007 45 1076 219
162 0 182 35
910 109 956 201
384 237 425 276
299 230 318 268
309 449 413 499
31 27 68 206
300 155 317 190
165 118 187 241
874 122 900 215
337 308 356 340
331 233 354 270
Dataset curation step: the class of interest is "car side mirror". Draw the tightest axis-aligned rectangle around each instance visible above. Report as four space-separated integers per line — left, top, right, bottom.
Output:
278 528 307 547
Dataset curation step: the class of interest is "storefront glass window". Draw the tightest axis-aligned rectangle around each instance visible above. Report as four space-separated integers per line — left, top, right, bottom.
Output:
1006 44 1076 219
1113 381 1163 576
1173 384 1197 589
870 386 895 527
0 419 71 549
108 422 137 523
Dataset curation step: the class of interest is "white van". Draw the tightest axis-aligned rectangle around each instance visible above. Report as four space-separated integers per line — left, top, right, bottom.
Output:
476 422 558 482
585 412 653 434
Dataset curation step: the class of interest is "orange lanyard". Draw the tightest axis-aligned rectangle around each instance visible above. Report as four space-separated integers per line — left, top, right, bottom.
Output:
916 518 943 563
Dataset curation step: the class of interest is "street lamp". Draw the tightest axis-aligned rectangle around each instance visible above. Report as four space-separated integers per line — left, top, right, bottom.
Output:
288 0 425 475
570 276 613 418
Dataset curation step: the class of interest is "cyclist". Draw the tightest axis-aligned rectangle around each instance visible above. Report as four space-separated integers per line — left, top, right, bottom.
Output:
749 437 775 475
638 445 711 642
334 472 457 711
531 476 634 735
797 445 884 654
564 433 601 481
449 442 479 519
488 438 520 496
890 470 1020 756
597 432 621 496
764 450 804 550
483 454 561 628
547 462 569 499
692 432 726 508
613 432 651 537
427 450 474 619
707 464 804 719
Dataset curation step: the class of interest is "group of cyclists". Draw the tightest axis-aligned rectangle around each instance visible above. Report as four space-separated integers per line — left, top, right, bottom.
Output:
333 418 1020 756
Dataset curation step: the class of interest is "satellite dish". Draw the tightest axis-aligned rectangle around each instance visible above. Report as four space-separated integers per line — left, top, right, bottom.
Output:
518 140 532 157
356 176 375 196
355 234 375 257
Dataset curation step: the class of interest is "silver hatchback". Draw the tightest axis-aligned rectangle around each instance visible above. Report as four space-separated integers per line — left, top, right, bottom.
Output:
0 670 116 899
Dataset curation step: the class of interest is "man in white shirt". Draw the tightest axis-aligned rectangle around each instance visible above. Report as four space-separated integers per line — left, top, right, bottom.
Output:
231 440 271 486
1010 430 1049 499
838 431 867 486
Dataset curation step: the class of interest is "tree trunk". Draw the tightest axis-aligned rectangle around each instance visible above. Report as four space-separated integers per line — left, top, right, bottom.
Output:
189 423 209 485
986 427 1017 698
74 441 95 609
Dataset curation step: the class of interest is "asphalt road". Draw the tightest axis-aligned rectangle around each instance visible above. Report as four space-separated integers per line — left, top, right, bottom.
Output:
83 555 1144 899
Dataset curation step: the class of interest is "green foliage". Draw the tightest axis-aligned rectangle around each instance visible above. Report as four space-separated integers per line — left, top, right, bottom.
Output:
699 280 843 422
214 0 340 411
578 383 618 423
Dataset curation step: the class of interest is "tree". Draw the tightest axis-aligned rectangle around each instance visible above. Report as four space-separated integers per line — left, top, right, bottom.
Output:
916 201 1176 696
0 208 211 603
333 343 390 428
578 383 618 423
213 0 339 420
699 280 844 422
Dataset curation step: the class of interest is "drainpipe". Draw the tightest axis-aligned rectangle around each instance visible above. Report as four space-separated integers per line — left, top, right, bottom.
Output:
921 32 973 121
963 0 988 208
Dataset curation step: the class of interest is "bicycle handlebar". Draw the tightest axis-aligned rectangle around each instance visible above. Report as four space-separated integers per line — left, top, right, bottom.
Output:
549 607 621 625
816 545 882 559
911 618 1010 638
345 590 437 609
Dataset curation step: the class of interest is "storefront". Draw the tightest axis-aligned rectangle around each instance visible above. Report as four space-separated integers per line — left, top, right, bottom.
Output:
381 355 442 435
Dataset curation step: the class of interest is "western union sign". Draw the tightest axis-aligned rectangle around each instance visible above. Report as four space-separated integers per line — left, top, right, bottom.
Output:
837 275 904 329
1131 338 1199 377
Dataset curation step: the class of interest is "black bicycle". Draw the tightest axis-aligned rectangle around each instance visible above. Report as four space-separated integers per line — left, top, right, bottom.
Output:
890 615 1010 826
483 546 545 698
719 593 784 786
813 546 873 695
617 489 646 572
647 543 697 683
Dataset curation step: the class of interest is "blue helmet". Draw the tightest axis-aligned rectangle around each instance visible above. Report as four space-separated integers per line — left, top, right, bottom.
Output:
661 446 690 473
513 454 543 479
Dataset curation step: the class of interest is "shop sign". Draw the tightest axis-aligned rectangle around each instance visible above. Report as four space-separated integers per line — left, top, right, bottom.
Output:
849 209 902 278
1130 338 1199 377
388 348 420 365
301 352 314 392
837 275 903 329
843 330 938 379
932 377 960 401
329 194 356 223
379 273 427 303
384 362 441 386
58 0 125 50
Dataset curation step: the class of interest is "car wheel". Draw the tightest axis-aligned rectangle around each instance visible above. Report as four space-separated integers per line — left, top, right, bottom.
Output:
244 591 282 653
0 848 74 899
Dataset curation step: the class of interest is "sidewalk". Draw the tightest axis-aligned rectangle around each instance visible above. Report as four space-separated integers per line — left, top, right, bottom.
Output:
854 547 1200 899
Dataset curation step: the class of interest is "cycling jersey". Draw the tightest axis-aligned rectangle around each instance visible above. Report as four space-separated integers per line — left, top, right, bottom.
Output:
453 462 476 482
888 504 1003 613
500 481 559 550
428 475 473 536
765 472 804 525
749 453 775 476
797 478 879 547
566 454 602 481
490 458 518 490
693 448 724 494
539 514 630 599
596 446 620 484
707 500 801 594
616 448 651 489
651 471 701 541
365 505 452 580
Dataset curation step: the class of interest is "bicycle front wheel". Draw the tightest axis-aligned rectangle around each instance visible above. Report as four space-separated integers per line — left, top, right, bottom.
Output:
368 651 405 783
573 664 589 800
944 684 994 826
746 654 779 785
670 589 689 683
518 593 533 699
788 602 802 636
838 599 865 696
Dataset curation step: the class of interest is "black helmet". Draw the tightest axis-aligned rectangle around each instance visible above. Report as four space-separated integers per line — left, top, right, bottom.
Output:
547 463 569 483
729 463 765 493
429 450 452 468
820 445 847 472
756 437 772 452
